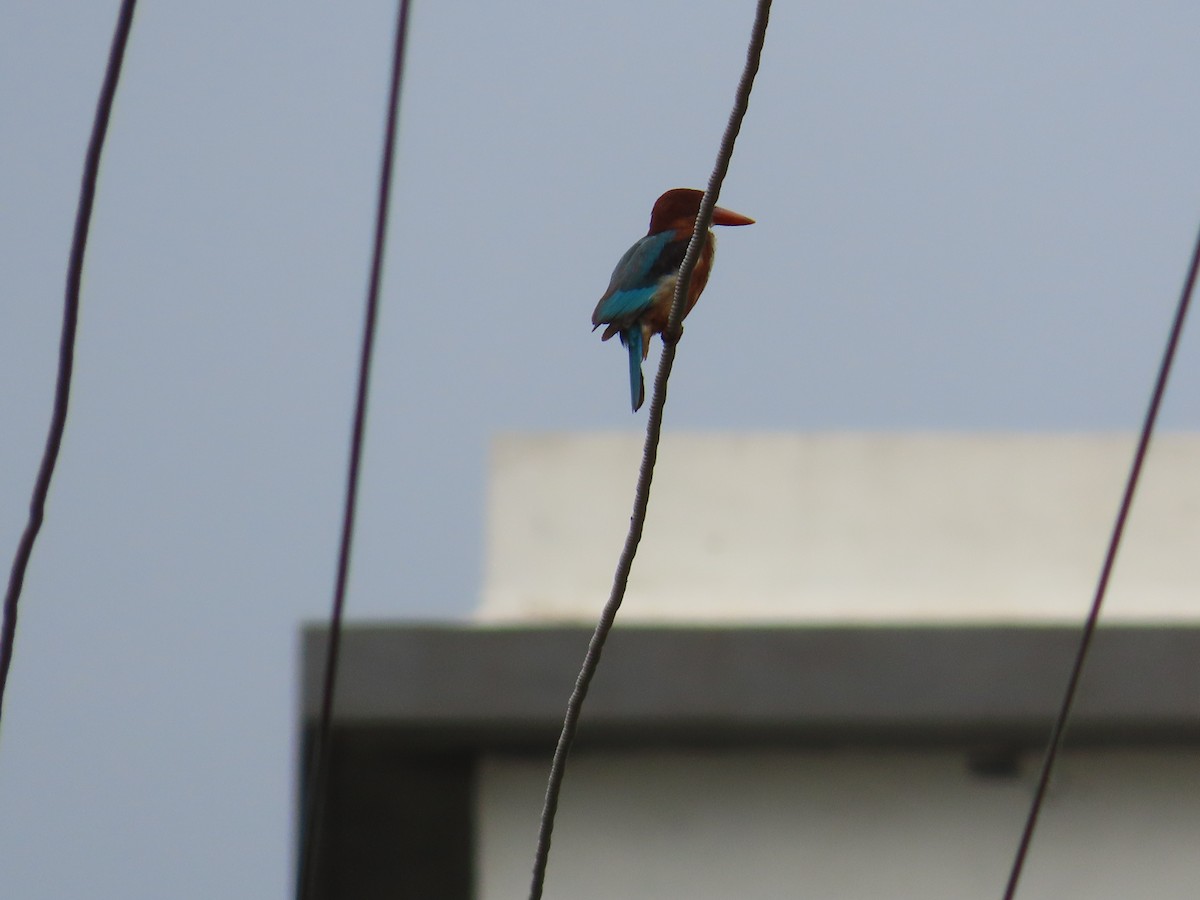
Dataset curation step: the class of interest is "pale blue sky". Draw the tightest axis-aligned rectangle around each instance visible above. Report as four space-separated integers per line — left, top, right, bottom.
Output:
2 2 1199 896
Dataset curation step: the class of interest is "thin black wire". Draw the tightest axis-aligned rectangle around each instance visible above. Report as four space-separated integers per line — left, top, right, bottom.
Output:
294 3 412 898
0 0 139 735
1001 222 1199 899
526 4 771 899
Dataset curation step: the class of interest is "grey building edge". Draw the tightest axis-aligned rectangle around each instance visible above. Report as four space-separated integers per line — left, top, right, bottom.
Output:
301 624 1200 750
298 624 1200 898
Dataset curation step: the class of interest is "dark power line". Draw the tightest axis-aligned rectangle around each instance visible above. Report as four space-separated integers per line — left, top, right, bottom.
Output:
1002 223 1199 899
295 2 413 898
525 3 773 899
0 0 140 735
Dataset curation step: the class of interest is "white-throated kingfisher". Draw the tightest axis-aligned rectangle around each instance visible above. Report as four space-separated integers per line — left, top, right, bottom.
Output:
592 188 754 411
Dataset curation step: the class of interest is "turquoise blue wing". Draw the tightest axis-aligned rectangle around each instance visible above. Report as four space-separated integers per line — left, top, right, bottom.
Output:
592 232 675 328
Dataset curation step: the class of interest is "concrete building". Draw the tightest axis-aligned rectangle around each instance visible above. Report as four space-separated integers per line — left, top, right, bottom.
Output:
301 433 1200 899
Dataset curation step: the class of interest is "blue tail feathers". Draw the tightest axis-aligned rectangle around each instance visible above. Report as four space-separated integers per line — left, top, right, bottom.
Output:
625 327 645 412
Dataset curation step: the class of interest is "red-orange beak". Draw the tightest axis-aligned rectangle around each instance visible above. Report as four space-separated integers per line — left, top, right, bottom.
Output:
711 205 755 227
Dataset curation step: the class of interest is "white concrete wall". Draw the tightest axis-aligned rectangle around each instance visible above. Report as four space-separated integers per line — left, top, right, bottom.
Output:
477 749 1200 900
480 433 1200 623
476 434 1200 899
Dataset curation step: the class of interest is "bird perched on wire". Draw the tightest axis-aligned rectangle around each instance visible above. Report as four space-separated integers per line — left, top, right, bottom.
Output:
592 188 754 411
